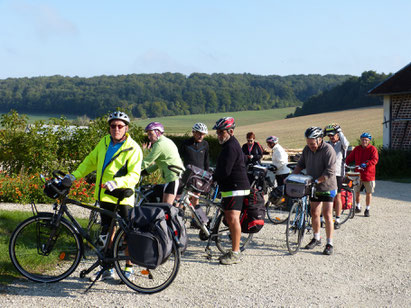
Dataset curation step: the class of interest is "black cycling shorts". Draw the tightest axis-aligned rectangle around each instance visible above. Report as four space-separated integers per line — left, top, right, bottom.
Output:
310 190 337 203
336 176 343 193
163 179 183 195
222 195 245 211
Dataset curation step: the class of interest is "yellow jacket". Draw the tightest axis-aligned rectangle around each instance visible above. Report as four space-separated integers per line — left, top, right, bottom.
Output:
72 133 142 206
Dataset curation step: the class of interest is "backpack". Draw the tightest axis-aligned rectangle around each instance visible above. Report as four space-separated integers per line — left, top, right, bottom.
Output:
341 189 353 210
142 203 188 253
126 206 173 269
240 189 266 233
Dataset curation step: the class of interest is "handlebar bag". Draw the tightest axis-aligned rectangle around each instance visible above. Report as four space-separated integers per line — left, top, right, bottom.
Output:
184 164 213 193
284 174 313 198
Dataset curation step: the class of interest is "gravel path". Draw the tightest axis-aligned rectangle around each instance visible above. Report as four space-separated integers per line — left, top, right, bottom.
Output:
1 180 410 307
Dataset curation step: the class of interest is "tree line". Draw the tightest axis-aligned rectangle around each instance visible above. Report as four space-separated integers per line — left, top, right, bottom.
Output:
0 73 351 118
288 71 389 118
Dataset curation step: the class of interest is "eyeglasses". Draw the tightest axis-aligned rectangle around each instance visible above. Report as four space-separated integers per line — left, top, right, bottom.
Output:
247 139 254 142
110 124 126 130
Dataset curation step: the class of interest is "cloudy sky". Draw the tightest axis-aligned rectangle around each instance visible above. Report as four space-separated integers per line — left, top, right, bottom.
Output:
0 0 410 78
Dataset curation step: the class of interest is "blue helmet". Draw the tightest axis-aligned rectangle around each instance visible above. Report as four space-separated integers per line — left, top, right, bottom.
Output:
360 132 372 140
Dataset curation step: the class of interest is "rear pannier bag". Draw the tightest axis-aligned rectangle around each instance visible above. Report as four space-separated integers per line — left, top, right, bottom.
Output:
143 203 188 253
284 174 313 198
183 164 213 193
127 206 173 269
240 189 266 233
341 189 353 210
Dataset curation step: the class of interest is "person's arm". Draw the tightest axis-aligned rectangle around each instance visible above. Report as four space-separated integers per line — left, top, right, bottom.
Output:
253 142 263 162
339 131 349 150
213 147 236 182
367 146 379 167
320 147 337 181
141 141 162 174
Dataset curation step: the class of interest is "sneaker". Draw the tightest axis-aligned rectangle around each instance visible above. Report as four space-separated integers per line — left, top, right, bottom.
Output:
304 238 321 250
123 267 134 279
89 268 114 282
334 221 341 230
355 207 361 213
364 209 370 217
323 244 334 255
219 251 241 265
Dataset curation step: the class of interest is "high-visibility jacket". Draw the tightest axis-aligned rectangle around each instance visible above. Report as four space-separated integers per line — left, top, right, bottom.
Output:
72 134 143 206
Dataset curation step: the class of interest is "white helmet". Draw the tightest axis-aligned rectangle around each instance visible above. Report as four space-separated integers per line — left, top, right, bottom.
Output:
192 122 208 134
108 111 130 125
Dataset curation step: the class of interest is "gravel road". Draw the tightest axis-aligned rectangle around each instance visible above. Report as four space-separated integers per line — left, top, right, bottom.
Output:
1 180 410 307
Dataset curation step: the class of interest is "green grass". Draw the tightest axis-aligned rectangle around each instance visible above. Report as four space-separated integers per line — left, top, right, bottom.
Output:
0 209 90 286
134 107 296 134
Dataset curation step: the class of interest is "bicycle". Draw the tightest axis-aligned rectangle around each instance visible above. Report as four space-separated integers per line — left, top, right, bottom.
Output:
9 171 180 294
340 165 362 221
284 174 315 255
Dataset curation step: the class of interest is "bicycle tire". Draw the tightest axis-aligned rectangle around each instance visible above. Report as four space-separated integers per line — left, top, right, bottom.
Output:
214 213 254 254
339 187 355 224
286 201 306 255
9 214 82 283
113 229 180 294
265 200 289 224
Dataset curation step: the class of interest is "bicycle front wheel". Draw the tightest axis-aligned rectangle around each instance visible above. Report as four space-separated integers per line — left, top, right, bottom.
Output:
113 229 180 294
286 202 306 255
266 200 290 224
9 214 82 283
214 213 254 254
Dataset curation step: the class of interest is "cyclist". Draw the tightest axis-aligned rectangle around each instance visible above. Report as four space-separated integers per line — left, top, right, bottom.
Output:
266 136 291 186
324 123 349 229
64 111 143 280
293 127 337 255
242 132 264 166
141 122 185 205
212 117 250 265
179 122 210 227
345 132 379 217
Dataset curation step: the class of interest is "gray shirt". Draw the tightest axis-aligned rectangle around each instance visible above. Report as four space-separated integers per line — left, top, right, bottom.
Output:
297 141 337 192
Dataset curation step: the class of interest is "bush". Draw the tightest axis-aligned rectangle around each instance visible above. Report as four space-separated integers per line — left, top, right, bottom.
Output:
376 148 411 180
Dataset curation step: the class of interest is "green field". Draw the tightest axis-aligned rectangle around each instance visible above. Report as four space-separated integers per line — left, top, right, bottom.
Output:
133 107 296 134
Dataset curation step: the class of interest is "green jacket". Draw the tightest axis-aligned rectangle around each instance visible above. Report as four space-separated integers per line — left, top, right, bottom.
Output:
72 134 143 206
142 135 184 183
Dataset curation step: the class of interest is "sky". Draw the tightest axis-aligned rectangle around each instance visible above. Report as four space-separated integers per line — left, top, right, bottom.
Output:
0 0 410 79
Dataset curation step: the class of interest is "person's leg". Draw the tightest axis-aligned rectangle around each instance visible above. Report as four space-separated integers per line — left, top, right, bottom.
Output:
334 176 343 229
163 180 179 205
305 201 322 249
363 181 375 217
322 202 334 242
224 210 242 252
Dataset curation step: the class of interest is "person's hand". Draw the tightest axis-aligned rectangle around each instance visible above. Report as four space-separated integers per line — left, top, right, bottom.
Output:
360 163 367 169
142 142 151 150
248 155 253 159
103 181 117 191
62 174 75 187
334 125 342 133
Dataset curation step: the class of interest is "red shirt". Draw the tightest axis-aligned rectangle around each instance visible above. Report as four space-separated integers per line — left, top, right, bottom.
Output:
346 144 379 181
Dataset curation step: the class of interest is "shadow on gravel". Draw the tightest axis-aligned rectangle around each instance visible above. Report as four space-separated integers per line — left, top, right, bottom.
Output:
373 181 411 203
5 276 137 298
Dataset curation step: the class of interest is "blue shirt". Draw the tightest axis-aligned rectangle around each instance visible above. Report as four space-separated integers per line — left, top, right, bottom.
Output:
103 139 125 170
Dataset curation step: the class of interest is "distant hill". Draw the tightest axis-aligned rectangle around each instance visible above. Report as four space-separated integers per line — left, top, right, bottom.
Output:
288 71 390 118
0 73 351 118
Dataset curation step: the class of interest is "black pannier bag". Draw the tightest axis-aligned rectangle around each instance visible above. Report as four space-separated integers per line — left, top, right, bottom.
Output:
183 164 213 194
127 206 173 269
240 189 266 233
284 174 313 198
143 203 188 253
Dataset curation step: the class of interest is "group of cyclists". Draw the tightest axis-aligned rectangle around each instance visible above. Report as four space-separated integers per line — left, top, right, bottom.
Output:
62 110 379 277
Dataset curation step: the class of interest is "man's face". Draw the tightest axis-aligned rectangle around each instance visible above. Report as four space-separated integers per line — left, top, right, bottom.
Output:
266 141 274 149
146 130 159 143
193 131 205 143
327 133 340 143
109 120 128 141
216 129 231 144
361 137 370 147
306 137 321 152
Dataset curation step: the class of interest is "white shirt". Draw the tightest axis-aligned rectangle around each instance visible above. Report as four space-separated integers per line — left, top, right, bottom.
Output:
272 143 291 175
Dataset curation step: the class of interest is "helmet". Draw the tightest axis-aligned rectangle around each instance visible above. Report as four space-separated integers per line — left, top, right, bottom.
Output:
360 132 372 140
192 122 208 134
324 124 336 136
212 117 235 130
266 136 279 144
108 111 130 125
145 122 164 133
305 126 323 139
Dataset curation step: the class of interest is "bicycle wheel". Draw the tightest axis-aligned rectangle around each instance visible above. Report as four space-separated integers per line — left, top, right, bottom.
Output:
286 201 306 255
113 229 180 294
266 200 289 224
214 213 254 254
339 188 355 224
9 214 82 283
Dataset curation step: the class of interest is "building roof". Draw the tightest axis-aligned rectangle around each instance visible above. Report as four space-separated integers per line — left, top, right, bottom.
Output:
368 62 411 95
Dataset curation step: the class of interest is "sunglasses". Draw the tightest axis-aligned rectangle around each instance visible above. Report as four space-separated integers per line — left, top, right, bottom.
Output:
247 139 254 142
110 124 126 130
